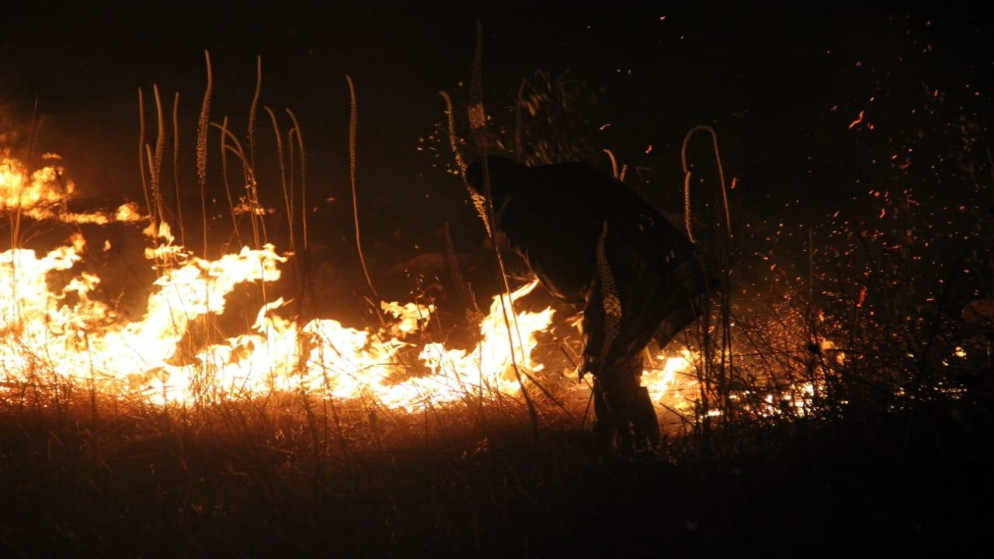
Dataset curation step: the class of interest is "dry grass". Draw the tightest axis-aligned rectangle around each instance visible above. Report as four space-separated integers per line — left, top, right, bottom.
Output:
1 382 991 557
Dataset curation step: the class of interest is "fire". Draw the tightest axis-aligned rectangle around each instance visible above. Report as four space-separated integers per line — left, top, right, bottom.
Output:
0 238 556 409
1 151 142 225
0 151 823 425
642 349 698 416
0 152 566 410
0 226 556 409
1 154 71 210
418 279 554 401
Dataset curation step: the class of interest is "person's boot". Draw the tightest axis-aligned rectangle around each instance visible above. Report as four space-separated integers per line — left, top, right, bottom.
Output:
592 380 619 452
630 386 661 452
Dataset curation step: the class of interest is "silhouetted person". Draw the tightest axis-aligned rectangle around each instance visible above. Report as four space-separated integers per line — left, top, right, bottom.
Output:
466 155 714 451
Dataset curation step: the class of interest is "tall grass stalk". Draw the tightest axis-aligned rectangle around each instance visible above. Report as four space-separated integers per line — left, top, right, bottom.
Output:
680 124 732 242
216 117 243 247
151 84 167 227
265 106 289 248
197 50 213 257
247 56 262 170
214 120 268 248
346 75 382 323
286 108 307 252
440 89 490 424
680 124 735 455
172 92 185 246
467 21 541 439
137 88 150 226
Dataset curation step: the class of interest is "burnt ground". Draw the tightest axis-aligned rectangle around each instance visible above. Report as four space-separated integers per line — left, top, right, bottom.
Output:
1 395 991 558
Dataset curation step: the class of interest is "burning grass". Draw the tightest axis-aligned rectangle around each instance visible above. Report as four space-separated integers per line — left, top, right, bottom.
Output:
0 143 702 432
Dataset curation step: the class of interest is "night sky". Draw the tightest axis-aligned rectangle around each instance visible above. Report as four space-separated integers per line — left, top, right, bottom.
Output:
2 1 991 275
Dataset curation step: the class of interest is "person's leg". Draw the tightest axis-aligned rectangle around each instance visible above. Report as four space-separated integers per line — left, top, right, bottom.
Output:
597 353 660 452
584 250 663 452
582 285 626 451
591 377 618 451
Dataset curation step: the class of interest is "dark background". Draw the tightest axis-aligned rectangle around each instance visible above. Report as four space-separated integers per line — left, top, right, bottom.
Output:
1 1 991 293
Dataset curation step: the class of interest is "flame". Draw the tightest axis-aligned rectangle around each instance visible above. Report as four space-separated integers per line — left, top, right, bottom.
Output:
0 151 829 427
0 229 555 410
1 152 567 410
1 155 71 209
642 349 699 416
1 152 141 224
417 279 554 401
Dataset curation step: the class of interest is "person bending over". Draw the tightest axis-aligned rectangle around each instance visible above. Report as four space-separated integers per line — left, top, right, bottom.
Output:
466 155 714 451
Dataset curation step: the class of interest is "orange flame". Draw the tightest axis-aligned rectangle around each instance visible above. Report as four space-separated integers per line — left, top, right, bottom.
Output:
1 151 827 425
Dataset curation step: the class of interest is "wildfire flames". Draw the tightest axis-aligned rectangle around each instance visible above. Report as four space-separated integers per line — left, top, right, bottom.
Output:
1 152 712 416
1 149 841 428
